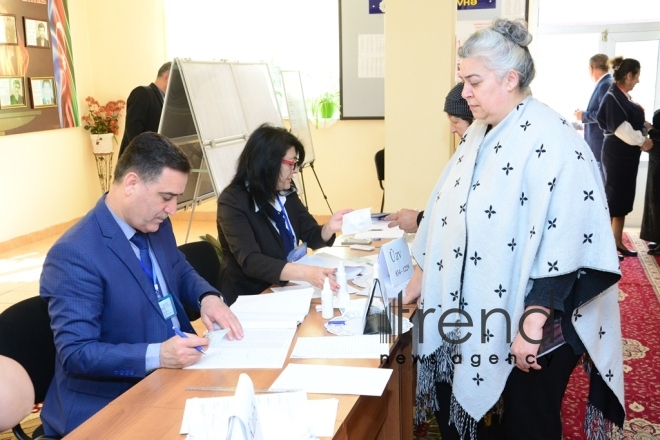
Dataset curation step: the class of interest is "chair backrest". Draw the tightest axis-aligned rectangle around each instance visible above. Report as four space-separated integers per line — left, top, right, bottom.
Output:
0 296 55 404
375 149 385 187
178 240 220 287
178 240 221 321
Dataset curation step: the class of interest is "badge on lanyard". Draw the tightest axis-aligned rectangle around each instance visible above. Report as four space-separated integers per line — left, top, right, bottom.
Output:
287 242 308 262
158 294 176 320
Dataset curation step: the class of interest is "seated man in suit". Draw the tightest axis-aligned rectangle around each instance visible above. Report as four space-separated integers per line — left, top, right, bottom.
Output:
119 62 171 157
40 132 243 437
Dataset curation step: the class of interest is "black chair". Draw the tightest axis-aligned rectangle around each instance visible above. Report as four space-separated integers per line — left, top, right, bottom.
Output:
375 149 385 212
178 240 221 322
0 296 58 440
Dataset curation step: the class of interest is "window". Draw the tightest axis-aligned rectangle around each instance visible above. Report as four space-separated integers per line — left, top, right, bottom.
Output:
163 0 339 117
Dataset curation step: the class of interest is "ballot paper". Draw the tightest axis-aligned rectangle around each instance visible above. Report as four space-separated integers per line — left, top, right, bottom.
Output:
297 252 365 280
291 335 389 359
269 364 392 396
181 373 327 440
341 207 372 235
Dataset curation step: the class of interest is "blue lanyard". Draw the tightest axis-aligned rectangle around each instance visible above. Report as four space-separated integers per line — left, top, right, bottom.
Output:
135 252 162 298
276 198 296 242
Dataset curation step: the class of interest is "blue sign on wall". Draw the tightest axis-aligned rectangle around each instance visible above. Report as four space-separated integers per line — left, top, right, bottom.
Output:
369 0 384 14
457 0 496 10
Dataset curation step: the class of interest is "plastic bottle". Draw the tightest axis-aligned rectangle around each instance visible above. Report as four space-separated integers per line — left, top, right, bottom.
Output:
335 262 349 308
321 277 334 319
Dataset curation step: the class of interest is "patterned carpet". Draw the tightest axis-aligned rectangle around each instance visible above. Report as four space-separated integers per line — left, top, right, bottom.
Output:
561 233 660 439
414 233 660 439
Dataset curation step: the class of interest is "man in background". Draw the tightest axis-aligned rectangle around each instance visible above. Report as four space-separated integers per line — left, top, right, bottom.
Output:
10 79 23 105
41 80 54 104
40 132 243 436
36 22 49 47
119 62 171 157
575 54 612 178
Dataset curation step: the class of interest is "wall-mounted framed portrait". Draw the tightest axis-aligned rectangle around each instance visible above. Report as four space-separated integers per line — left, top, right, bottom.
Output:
30 77 57 108
0 14 19 45
0 76 27 108
23 17 50 48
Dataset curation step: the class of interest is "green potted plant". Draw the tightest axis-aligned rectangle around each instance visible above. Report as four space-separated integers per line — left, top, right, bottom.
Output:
310 91 340 128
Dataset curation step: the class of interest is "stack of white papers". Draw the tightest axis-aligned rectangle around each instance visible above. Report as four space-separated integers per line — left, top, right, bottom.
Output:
230 288 314 328
181 374 338 439
297 252 365 280
270 364 392 396
291 335 389 359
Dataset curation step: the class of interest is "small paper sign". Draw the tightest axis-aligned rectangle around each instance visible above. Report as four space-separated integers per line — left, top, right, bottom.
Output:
377 237 413 299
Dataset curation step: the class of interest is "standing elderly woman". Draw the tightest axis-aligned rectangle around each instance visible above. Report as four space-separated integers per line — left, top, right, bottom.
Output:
597 57 654 257
412 19 625 440
216 124 351 305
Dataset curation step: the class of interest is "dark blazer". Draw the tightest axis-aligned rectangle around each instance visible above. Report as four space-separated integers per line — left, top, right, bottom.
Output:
582 73 613 163
119 83 164 156
40 196 216 436
216 183 335 304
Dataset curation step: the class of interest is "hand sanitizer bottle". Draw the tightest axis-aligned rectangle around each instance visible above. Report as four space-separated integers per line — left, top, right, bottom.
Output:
321 277 334 319
335 262 349 308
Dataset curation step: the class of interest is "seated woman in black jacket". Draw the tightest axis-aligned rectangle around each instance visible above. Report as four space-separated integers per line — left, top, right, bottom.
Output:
216 124 351 304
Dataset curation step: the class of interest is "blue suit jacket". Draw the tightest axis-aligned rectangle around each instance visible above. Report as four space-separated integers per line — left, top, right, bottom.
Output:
582 73 613 163
39 197 217 436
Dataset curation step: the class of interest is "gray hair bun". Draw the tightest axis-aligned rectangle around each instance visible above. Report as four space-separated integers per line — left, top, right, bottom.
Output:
492 18 532 48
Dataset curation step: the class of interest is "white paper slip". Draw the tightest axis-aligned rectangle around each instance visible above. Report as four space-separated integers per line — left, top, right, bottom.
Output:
298 252 365 280
291 335 389 359
231 288 313 325
354 227 405 239
307 399 338 438
269 364 392 396
185 328 296 369
341 207 373 235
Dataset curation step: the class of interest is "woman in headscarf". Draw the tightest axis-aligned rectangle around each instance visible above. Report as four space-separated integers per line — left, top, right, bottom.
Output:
412 18 624 440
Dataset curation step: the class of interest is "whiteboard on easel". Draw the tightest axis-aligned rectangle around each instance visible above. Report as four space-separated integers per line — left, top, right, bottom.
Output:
231 63 283 133
173 59 284 196
281 71 315 164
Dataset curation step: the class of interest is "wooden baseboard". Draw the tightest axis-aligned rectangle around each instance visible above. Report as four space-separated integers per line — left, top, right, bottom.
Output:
0 218 81 254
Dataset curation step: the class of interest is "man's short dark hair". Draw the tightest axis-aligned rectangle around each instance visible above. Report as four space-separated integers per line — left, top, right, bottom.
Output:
114 132 191 183
158 62 172 78
12 79 20 88
37 22 45 30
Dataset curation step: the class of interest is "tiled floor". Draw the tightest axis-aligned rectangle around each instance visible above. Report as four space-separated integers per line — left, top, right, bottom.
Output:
0 220 218 314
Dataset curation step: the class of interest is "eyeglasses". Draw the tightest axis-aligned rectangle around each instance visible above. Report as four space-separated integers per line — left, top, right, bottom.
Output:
281 158 300 170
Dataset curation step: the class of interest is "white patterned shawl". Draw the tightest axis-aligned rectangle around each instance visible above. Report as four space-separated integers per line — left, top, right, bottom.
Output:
412 97 624 438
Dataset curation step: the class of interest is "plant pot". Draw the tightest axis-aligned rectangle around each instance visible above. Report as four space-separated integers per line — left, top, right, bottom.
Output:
319 102 336 119
90 133 113 154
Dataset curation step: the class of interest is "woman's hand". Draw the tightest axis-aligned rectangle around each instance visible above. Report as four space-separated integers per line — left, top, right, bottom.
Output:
281 263 338 291
510 305 550 372
641 138 654 152
321 208 353 241
385 209 419 233
402 266 423 304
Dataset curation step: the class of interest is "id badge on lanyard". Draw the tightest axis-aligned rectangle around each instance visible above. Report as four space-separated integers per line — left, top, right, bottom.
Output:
139 257 176 321
277 198 307 262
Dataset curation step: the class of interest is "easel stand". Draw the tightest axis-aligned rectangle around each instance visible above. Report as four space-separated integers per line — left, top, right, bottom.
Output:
299 161 332 214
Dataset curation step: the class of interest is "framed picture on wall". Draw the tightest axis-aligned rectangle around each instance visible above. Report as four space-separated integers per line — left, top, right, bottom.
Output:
30 77 57 108
0 76 27 108
0 14 19 45
23 17 50 48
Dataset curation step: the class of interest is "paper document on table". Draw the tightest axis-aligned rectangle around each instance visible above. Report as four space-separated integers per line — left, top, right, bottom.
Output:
353 227 405 239
182 375 314 440
306 399 338 437
297 252 365 280
270 364 392 396
184 373 264 439
185 328 296 369
230 288 313 327
291 335 389 359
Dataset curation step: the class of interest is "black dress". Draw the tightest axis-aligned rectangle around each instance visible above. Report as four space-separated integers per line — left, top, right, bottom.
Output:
640 110 660 243
597 85 646 217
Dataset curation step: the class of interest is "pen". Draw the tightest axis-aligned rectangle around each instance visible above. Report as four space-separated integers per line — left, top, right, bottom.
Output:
328 319 345 325
173 327 206 355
